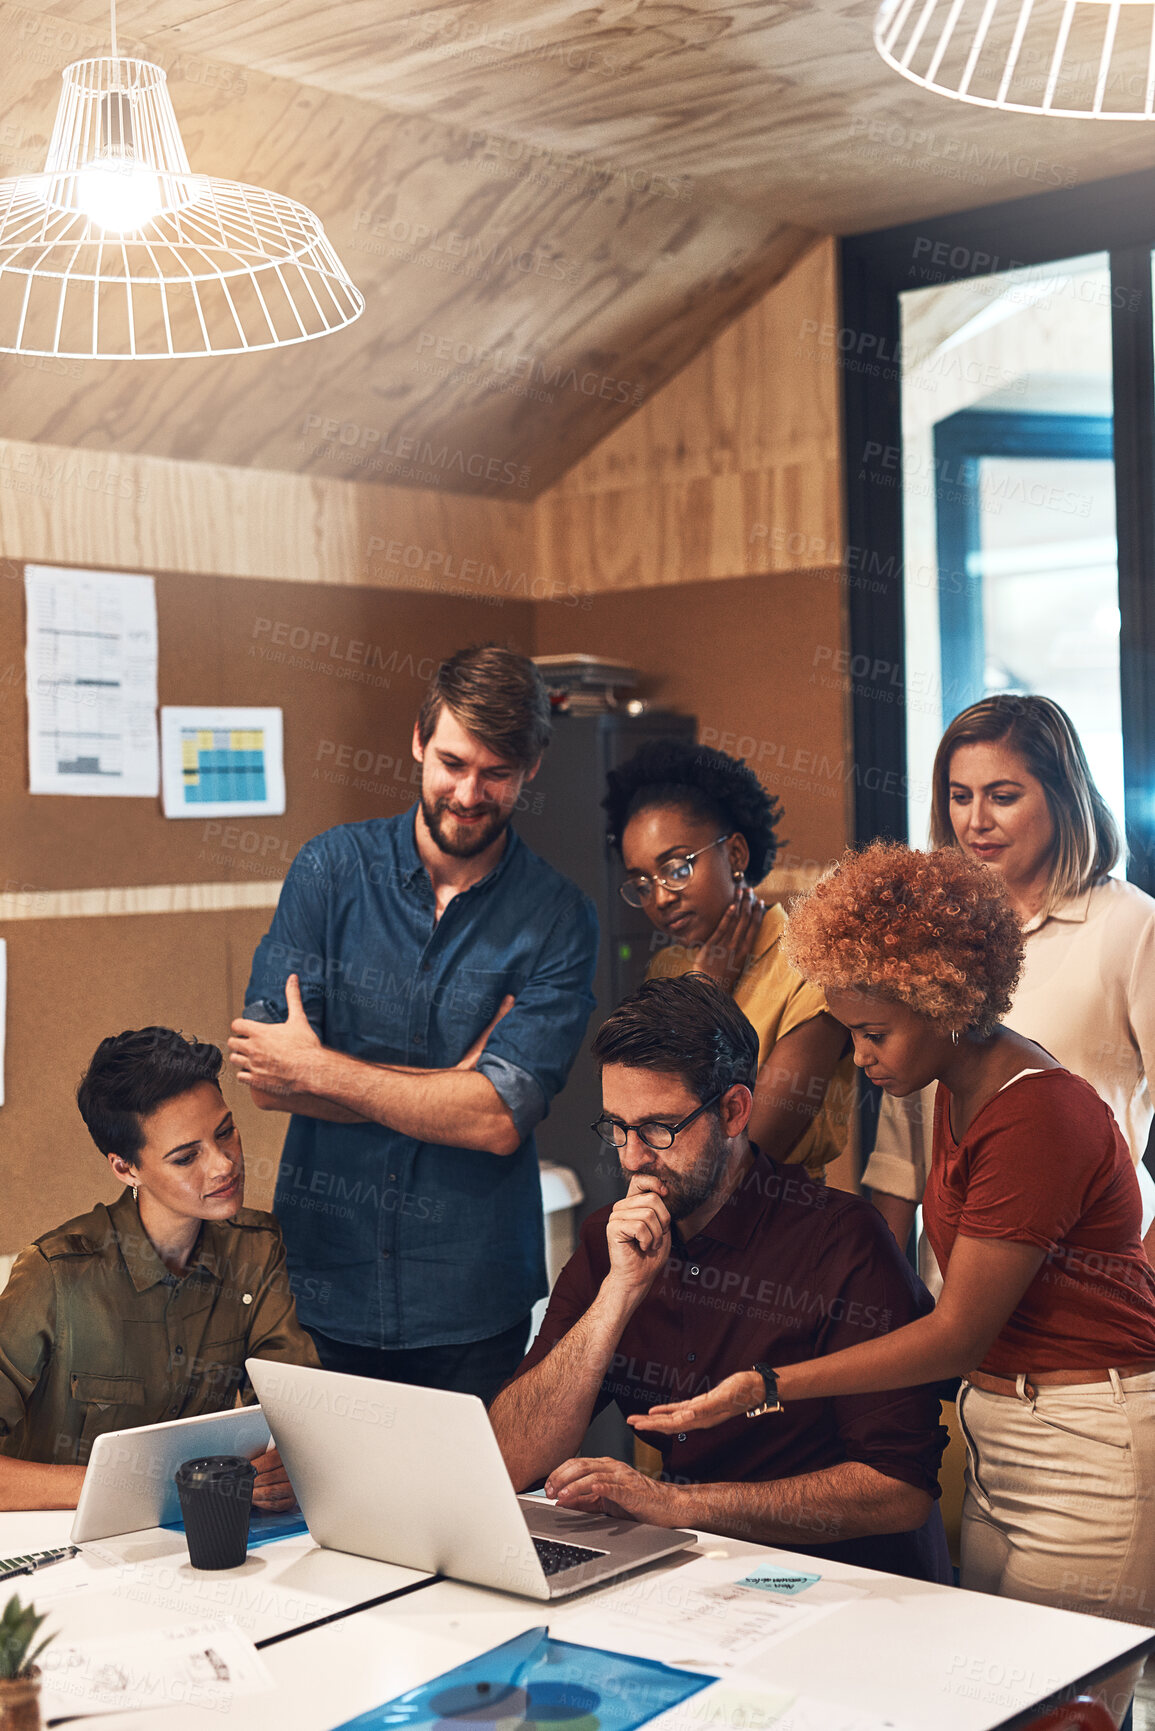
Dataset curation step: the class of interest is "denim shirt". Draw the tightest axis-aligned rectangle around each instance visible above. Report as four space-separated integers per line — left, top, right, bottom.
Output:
245 811 598 1350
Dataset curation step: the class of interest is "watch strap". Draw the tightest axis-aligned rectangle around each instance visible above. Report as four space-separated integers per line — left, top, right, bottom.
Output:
746 1361 782 1417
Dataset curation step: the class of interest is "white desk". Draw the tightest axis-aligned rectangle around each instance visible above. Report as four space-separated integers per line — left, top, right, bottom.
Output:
3 1517 1149 1731
0 1510 428 1647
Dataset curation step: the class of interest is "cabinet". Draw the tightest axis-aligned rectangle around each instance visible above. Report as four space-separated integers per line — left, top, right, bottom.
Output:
518 709 696 1221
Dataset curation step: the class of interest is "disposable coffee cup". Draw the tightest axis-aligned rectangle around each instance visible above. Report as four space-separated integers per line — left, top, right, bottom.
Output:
174 1454 256 1569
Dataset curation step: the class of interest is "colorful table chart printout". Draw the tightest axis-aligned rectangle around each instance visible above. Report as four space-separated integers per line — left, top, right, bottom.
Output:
161 706 285 818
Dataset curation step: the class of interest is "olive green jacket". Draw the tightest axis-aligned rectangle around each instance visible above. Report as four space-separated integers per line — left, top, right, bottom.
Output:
0 1189 320 1465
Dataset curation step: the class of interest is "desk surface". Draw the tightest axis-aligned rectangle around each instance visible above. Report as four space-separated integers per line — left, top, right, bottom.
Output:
2 1515 1149 1731
0 1509 427 1645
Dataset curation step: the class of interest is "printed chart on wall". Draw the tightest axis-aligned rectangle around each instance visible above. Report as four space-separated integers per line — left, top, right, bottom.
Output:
161 707 285 819
24 566 159 797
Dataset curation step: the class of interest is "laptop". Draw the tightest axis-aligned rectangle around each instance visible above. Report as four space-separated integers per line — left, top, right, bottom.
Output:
71 1405 272 1543
247 1360 696 1601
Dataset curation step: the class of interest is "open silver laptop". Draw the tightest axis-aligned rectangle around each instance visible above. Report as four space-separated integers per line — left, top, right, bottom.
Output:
71 1406 271 1543
247 1360 696 1601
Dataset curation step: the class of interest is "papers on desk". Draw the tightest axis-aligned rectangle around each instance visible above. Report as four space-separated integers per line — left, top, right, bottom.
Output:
563 1570 867 1670
655 1686 917 1731
39 1617 273 1720
737 1566 820 1596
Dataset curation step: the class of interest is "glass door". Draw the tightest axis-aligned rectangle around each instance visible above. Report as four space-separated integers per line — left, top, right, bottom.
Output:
898 253 1122 848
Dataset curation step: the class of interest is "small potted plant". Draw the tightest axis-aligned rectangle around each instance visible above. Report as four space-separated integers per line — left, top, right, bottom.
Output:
0 1595 54 1731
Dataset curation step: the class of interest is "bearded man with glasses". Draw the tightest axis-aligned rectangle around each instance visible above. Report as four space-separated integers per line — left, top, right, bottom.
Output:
490 975 952 1582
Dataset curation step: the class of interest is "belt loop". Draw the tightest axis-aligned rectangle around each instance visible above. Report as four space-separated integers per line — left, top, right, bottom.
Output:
1015 1373 1035 1408
1109 1367 1126 1405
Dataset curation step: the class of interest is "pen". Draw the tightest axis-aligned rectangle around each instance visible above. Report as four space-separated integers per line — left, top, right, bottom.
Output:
0 1546 80 1583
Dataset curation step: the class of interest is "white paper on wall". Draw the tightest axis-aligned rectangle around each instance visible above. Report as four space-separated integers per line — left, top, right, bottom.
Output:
24 565 159 798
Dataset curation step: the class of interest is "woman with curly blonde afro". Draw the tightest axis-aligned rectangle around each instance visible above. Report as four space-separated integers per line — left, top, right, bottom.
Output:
785 840 1023 1039
631 842 1155 1727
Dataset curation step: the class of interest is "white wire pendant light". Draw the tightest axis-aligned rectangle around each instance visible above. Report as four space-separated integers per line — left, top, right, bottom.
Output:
0 7 363 358
876 0 1155 117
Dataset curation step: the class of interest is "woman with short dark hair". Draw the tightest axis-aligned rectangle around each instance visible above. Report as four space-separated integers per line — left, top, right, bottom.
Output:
0 1026 318 1511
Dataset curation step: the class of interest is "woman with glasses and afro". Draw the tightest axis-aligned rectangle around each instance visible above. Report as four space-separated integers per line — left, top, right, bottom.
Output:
603 741 851 1179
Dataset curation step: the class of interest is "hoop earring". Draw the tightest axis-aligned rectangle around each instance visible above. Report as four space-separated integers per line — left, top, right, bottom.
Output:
950 1030 959 1047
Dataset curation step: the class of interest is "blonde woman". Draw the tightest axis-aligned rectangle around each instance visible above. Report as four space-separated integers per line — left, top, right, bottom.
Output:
864 695 1155 1274
633 843 1155 1726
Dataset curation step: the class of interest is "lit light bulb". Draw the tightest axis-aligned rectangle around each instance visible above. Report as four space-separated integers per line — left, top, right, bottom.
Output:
76 158 162 233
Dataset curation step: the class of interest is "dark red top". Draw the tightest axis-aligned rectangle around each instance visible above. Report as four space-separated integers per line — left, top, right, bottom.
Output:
514 1150 951 1582
924 1069 1155 1375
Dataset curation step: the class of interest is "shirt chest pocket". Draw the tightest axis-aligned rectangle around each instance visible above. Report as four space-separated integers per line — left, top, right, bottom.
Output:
70 1371 149 1460
70 1372 148 1410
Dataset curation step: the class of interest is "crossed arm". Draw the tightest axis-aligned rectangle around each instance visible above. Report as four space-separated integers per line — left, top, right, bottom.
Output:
228 976 522 1155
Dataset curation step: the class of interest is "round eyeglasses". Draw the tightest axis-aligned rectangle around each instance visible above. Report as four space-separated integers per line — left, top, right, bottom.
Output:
619 834 734 908
591 1092 722 1151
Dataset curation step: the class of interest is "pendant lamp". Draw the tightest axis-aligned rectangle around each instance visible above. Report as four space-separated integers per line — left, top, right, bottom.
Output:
875 0 1155 118
0 18 363 358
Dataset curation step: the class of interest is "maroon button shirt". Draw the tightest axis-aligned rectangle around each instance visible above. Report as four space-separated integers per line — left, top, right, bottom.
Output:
514 1150 951 1581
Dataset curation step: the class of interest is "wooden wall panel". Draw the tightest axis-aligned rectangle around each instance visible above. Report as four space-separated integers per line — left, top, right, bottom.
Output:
0 439 534 585
533 570 852 872
552 239 841 499
534 239 843 595
0 564 533 892
0 908 287 1252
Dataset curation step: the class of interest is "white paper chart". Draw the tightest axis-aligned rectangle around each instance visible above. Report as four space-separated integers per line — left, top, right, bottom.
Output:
24 566 159 797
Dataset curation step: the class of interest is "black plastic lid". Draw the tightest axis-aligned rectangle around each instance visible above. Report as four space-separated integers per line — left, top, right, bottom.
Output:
174 1453 256 1488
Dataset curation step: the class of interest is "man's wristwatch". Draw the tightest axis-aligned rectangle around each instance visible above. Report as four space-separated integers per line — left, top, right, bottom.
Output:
746 1362 783 1418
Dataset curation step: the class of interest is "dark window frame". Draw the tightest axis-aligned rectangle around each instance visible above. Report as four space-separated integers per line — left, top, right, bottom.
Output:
841 164 1155 893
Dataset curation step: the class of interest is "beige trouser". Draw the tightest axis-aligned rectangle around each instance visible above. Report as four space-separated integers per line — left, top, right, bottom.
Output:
958 1372 1155 1722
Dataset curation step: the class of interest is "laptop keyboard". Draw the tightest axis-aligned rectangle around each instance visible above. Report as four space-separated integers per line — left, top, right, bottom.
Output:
532 1536 607 1577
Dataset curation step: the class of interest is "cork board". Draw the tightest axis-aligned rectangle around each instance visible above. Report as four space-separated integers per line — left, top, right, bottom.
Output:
0 560 534 892
534 568 852 872
0 907 288 1251
0 562 534 1249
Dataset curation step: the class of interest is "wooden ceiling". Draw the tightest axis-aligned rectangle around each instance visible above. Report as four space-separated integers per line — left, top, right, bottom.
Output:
2 0 1153 497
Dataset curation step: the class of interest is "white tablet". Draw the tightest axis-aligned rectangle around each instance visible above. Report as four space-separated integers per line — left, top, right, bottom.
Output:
71 1406 271 1543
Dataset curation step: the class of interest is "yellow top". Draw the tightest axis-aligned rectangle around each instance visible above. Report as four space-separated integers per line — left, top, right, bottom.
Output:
646 902 853 1179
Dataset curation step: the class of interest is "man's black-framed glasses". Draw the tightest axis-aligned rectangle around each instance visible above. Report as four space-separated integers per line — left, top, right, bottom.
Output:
591 1091 722 1150
619 834 734 907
